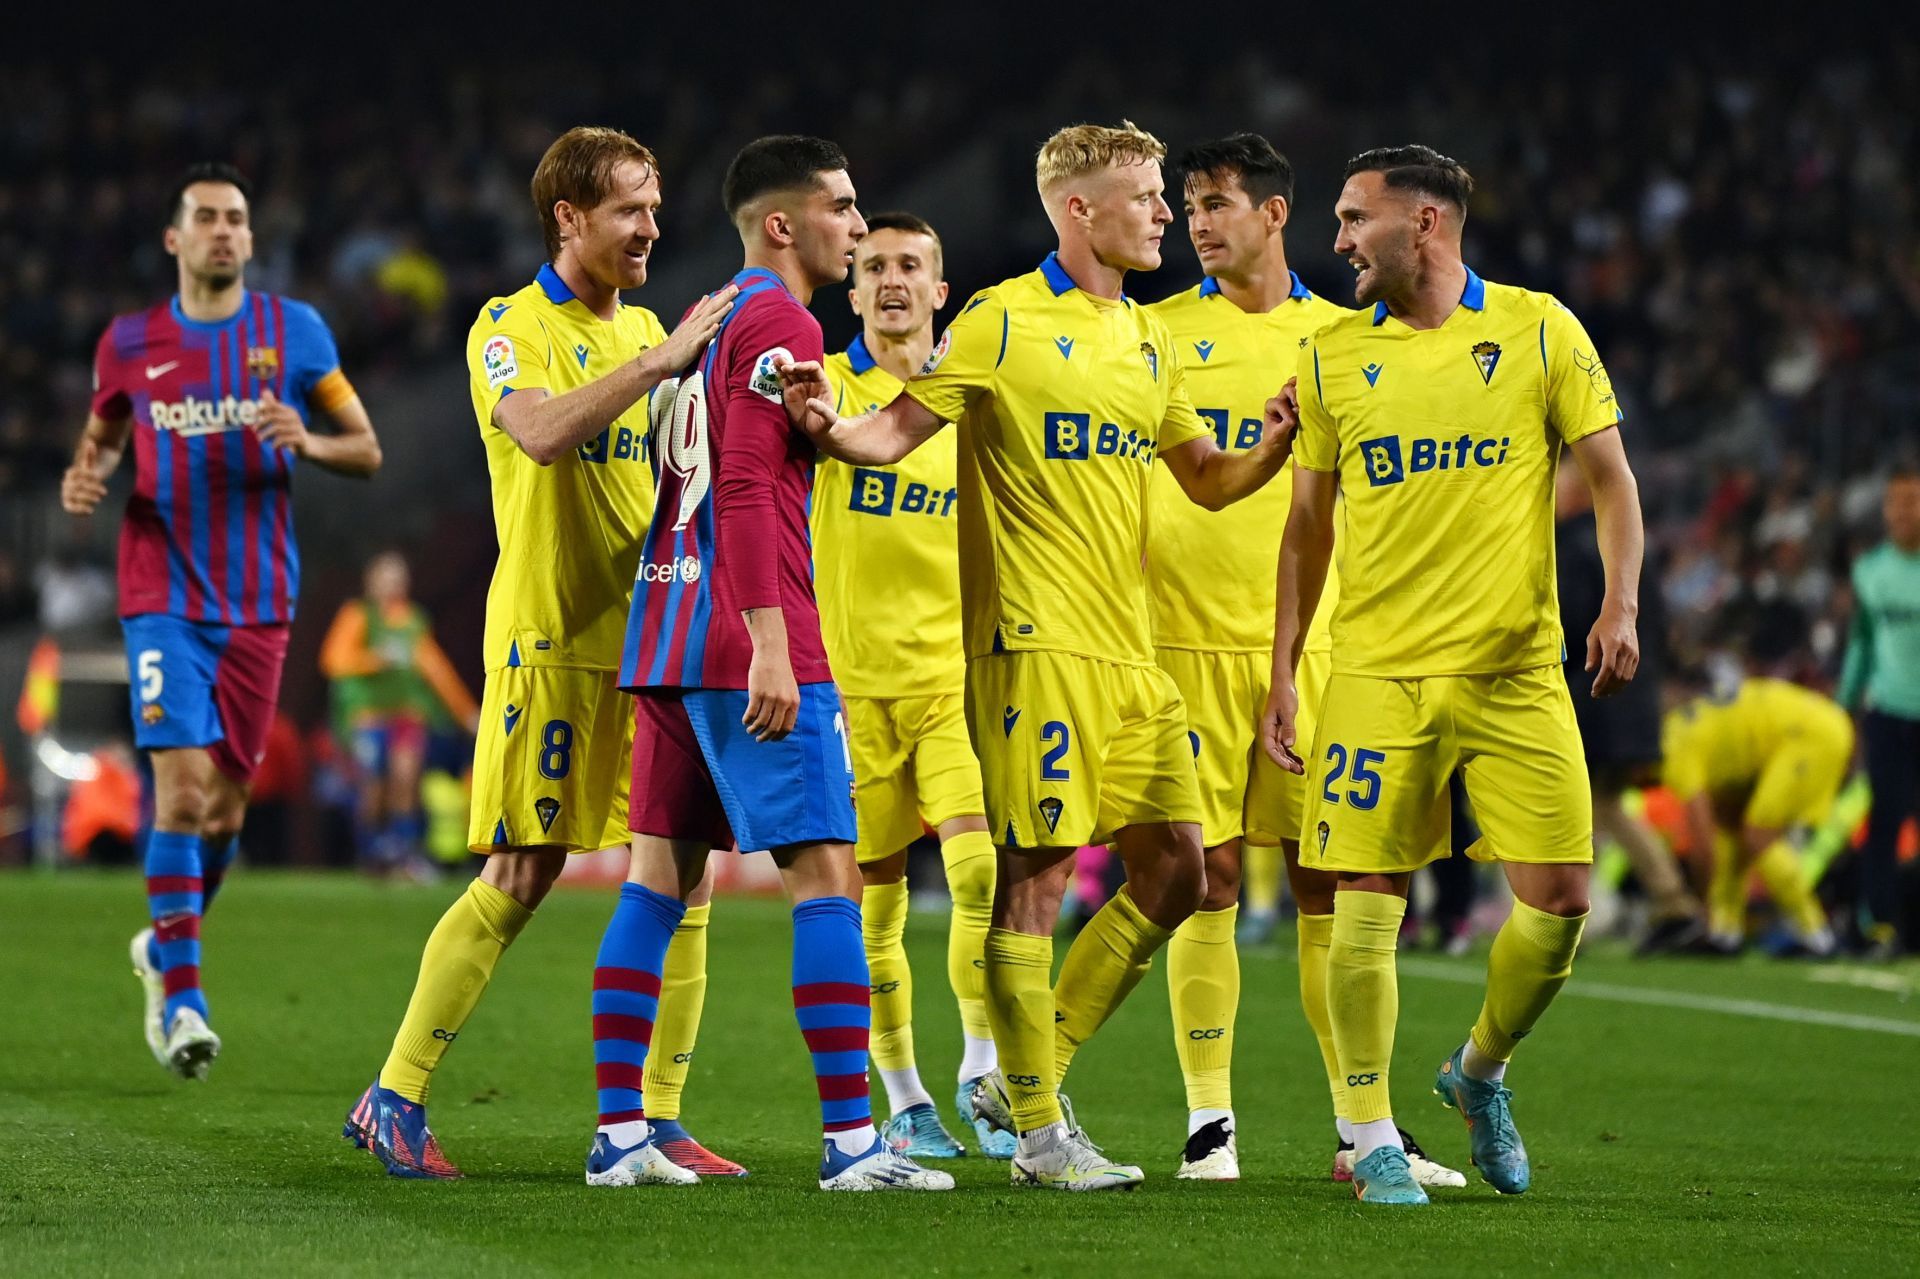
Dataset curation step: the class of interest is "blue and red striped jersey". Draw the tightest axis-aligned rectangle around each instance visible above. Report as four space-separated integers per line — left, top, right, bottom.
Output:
619 269 833 691
91 292 349 625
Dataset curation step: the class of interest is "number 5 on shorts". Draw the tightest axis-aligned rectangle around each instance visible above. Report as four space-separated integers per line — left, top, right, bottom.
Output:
1321 744 1384 811
137 649 164 701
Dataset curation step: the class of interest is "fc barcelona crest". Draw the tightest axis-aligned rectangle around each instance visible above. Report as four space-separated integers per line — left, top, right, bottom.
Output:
247 346 280 381
1470 340 1501 385
1139 341 1158 381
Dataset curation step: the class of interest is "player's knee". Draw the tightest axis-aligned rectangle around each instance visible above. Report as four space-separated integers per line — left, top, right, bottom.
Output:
483 848 567 910
1148 854 1207 924
1526 880 1592 918
1201 868 1240 913
154 778 211 833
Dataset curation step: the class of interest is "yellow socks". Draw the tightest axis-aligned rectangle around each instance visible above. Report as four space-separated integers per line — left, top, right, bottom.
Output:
861 879 916 1073
1052 885 1170 1082
983 927 1060 1132
641 901 709 1120
1327 890 1405 1124
1469 899 1587 1064
1708 830 1747 941
1167 905 1237 1113
381 878 532 1104
1754 840 1830 942
1244 843 1283 917
942 830 996 1041
1295 912 1348 1123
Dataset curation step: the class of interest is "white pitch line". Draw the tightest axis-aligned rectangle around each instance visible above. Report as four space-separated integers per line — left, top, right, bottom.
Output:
1398 958 1920 1039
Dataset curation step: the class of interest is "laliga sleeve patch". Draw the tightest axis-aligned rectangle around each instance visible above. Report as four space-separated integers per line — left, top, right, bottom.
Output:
483 336 518 389
749 347 793 402
921 329 952 375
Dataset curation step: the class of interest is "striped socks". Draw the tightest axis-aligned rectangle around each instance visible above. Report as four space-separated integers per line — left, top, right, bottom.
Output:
791 897 876 1155
201 834 239 913
145 830 207 1027
592 883 686 1145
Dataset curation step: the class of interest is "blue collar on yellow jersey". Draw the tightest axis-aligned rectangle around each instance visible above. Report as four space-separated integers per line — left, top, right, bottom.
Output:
1037 252 1132 305
536 262 576 306
846 332 877 374
1198 270 1311 302
1371 265 1485 325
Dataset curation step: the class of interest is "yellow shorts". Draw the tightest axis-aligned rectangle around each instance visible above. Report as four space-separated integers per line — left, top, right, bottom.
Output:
967 651 1201 849
468 665 631 854
1154 647 1265 848
1744 720 1854 831
1245 647 1331 847
847 692 986 863
1299 664 1591 874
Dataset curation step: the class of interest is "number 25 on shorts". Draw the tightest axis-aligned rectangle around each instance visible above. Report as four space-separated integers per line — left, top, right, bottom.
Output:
1321 743 1384 810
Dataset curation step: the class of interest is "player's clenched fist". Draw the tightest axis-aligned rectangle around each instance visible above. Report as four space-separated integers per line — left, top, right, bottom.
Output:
1263 377 1300 442
743 648 801 742
61 437 110 515
254 388 310 456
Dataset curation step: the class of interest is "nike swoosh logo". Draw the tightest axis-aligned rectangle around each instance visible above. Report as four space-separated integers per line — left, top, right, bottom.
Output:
146 361 181 379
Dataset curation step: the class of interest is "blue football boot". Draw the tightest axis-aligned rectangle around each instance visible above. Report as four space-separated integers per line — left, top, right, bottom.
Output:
1433 1046 1530 1194
343 1077 461 1179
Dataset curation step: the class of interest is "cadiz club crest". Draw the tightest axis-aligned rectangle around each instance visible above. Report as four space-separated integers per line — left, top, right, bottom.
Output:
1140 341 1159 381
1470 341 1501 385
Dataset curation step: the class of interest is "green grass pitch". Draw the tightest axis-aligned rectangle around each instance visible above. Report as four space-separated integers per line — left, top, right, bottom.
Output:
4 871 1917 1276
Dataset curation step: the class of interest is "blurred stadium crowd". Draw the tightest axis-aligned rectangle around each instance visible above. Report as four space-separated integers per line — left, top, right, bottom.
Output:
0 35 1915 946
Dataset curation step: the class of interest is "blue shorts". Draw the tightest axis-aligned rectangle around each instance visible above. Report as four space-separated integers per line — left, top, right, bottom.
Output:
630 682 857 853
122 613 289 784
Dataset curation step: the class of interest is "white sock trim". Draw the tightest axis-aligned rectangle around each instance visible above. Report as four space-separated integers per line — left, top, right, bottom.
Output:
879 1066 934 1115
1188 1107 1233 1136
598 1119 649 1149
958 1034 997 1084
827 1123 878 1157
1352 1117 1402 1160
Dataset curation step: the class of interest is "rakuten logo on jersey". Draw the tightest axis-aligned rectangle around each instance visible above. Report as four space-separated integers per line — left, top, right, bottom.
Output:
637 556 703 584
149 395 261 437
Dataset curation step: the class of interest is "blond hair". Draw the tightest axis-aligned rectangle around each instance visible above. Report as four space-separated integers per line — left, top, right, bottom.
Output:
1035 120 1167 196
531 126 660 259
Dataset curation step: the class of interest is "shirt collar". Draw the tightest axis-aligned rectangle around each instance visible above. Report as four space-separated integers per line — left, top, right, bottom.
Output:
1039 252 1076 296
535 262 575 306
1197 270 1311 302
846 332 877 374
733 266 792 297
1371 265 1486 326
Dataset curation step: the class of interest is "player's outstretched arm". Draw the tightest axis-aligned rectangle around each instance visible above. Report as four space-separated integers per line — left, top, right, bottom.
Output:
494 285 738 466
260 389 384 477
776 363 944 465
1261 463 1336 774
60 413 130 515
1569 426 1643 698
1161 379 1300 511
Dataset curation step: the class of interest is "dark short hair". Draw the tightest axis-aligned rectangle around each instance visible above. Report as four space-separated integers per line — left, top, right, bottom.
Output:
1344 145 1474 213
166 162 251 228
1178 133 1294 207
860 210 942 272
723 135 849 218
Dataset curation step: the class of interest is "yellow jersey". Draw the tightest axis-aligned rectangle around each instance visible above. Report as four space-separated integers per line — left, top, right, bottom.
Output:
466 263 665 672
1662 677 1853 800
1147 272 1346 654
813 335 963 698
1294 269 1620 677
904 253 1211 667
